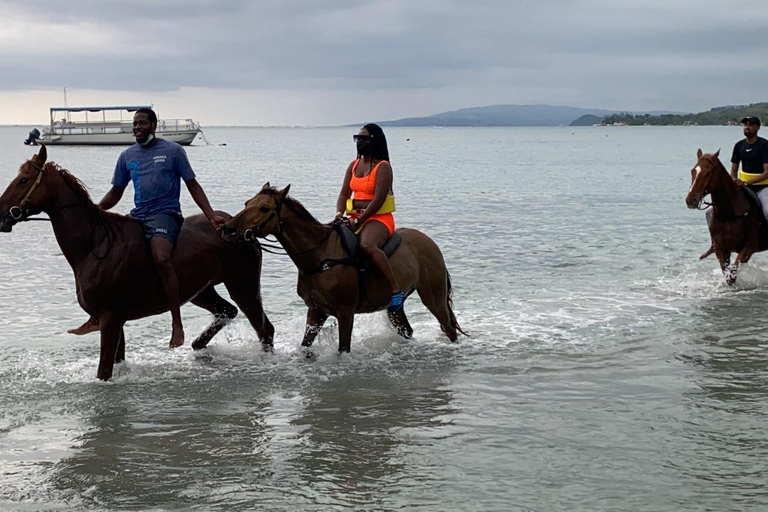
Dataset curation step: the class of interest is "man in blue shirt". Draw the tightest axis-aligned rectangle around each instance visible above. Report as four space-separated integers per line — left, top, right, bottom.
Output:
69 108 226 349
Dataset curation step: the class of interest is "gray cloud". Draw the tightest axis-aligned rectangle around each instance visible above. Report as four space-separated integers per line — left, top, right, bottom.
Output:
2 0 767 117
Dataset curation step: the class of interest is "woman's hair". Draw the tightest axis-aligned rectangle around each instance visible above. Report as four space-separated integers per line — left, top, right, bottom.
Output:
363 123 390 163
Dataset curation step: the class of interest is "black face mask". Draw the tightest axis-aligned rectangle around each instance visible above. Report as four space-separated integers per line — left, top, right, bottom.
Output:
356 140 372 155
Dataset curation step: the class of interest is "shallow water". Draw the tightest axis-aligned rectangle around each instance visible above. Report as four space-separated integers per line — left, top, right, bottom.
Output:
1 125 767 511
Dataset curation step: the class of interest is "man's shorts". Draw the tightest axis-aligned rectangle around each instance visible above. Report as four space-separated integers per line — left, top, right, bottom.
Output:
132 212 184 248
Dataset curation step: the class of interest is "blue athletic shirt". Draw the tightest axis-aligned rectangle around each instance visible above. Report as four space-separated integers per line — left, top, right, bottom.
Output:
111 139 196 218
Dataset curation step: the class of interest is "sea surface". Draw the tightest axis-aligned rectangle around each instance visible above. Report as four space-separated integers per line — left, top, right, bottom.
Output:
0 125 766 511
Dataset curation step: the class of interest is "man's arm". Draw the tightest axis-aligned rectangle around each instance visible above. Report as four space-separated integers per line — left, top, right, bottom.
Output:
731 162 740 180
185 178 227 228
98 186 125 210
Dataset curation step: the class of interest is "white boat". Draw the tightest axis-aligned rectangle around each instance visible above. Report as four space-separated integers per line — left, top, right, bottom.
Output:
24 105 201 146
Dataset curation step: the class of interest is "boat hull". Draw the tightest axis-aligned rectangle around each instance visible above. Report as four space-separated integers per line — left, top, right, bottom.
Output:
38 130 200 146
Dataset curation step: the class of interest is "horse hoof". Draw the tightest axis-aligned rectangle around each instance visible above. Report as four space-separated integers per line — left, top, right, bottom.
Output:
191 341 207 351
303 349 315 359
261 342 274 353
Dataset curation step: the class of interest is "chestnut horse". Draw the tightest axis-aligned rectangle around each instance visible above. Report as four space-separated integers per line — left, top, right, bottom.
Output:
221 183 465 354
686 149 768 284
0 146 274 380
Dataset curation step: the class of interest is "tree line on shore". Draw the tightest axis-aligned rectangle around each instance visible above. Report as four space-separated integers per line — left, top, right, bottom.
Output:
594 102 768 126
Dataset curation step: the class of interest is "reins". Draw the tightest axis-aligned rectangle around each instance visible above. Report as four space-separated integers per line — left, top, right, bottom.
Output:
237 197 337 259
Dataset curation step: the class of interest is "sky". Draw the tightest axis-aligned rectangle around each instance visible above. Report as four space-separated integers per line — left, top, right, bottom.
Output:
1 0 767 126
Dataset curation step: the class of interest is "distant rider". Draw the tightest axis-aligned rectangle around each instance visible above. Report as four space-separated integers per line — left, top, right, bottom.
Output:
701 116 768 259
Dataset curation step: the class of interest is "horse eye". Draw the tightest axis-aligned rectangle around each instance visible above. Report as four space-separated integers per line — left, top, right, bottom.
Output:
260 206 270 213
19 178 28 185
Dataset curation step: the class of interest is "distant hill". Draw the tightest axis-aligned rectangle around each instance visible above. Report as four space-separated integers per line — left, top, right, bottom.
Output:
601 103 768 126
570 114 603 126
375 104 685 127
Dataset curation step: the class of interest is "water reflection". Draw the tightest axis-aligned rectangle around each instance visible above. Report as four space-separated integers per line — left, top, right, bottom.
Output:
286 370 457 508
682 294 768 407
47 382 274 510
673 294 768 506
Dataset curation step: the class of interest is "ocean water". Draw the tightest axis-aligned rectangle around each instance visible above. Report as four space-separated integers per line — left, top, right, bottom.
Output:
0 125 766 511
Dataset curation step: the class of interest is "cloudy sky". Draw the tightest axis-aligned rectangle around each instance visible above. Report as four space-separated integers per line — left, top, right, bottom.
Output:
1 0 766 126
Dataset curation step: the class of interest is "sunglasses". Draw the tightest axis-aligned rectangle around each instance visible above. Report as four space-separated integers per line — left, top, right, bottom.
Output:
353 134 372 142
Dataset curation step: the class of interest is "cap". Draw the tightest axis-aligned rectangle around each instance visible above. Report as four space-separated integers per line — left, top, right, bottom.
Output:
741 116 761 126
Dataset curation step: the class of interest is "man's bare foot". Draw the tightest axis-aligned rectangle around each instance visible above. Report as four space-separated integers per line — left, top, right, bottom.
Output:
67 317 100 335
700 244 716 260
169 326 185 349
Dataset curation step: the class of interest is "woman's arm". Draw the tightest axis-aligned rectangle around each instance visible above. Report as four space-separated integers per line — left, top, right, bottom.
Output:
335 162 354 217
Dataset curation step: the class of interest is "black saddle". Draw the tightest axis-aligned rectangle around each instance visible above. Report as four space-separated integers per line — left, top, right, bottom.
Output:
302 223 402 275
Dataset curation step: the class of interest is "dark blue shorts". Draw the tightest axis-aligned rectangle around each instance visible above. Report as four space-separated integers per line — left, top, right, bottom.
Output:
132 212 184 248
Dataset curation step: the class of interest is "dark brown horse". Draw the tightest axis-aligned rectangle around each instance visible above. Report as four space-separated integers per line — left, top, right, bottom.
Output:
221 183 465 354
686 149 767 284
0 146 274 380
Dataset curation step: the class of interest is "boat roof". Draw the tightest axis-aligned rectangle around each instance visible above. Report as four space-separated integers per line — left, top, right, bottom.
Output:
50 105 152 113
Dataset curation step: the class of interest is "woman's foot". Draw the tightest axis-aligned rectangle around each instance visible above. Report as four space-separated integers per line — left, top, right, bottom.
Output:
387 291 405 313
67 317 100 335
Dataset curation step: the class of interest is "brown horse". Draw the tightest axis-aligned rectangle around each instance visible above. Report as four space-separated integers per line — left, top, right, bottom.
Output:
0 146 274 380
221 183 465 354
686 148 768 284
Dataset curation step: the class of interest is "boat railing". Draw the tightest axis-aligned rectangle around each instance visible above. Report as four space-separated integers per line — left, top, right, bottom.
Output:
157 119 200 133
45 119 200 136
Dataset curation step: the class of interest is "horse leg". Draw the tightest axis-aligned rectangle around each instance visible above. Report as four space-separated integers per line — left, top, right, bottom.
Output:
224 280 275 351
728 247 757 285
115 327 125 364
337 312 355 353
416 272 465 342
302 308 328 348
97 315 125 381
387 291 414 339
190 286 239 350
714 248 731 281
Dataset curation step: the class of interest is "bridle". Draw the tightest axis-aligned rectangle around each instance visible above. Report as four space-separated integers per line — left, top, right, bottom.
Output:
9 160 45 221
234 196 335 257
241 196 284 244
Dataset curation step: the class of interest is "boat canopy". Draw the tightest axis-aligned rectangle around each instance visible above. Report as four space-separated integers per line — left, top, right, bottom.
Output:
50 105 151 113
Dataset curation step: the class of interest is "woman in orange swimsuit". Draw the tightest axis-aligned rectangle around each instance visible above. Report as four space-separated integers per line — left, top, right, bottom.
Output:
335 123 404 312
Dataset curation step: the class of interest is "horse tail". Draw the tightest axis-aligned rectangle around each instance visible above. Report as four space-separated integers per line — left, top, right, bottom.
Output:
446 270 468 337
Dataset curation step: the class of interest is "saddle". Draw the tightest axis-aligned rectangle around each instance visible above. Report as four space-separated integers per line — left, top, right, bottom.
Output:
302 223 402 275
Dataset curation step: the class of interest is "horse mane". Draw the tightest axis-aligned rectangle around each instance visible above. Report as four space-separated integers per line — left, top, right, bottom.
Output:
44 161 122 222
262 187 330 228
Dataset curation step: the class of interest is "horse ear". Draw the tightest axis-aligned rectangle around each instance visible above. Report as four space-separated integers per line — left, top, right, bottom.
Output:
280 184 291 200
35 144 47 166
714 149 721 158
262 182 271 191
697 148 703 159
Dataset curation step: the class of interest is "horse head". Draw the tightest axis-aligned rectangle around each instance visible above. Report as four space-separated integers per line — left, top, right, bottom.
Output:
221 182 291 242
0 145 52 232
686 148 726 209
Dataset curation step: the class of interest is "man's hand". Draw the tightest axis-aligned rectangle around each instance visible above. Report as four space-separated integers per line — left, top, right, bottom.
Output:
209 213 228 230
735 178 747 187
